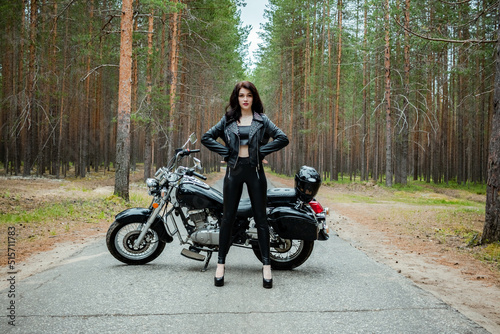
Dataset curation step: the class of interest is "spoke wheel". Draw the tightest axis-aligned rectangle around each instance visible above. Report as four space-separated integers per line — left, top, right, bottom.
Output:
252 235 314 270
106 221 166 265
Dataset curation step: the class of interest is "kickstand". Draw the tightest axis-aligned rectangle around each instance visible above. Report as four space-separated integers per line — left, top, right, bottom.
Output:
201 251 212 272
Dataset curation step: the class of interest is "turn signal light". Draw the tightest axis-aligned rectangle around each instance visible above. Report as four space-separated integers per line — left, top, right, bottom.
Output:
309 201 324 214
152 202 159 209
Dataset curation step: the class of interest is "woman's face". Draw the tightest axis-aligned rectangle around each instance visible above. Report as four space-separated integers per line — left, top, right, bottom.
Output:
238 87 253 113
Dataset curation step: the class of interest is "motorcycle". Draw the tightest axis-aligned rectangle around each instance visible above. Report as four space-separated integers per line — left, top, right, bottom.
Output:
106 133 329 271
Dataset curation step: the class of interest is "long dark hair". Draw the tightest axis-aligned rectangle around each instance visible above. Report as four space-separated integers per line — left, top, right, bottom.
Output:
225 81 264 121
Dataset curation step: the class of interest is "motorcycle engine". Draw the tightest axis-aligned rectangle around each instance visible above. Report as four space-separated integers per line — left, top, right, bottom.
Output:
187 209 219 246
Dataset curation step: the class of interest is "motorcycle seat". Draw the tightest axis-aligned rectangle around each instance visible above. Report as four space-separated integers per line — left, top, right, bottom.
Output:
237 198 254 218
236 188 298 219
267 188 297 206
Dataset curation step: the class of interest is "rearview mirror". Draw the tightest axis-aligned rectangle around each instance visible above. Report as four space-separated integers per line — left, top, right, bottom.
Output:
189 132 197 145
193 157 202 170
182 132 197 148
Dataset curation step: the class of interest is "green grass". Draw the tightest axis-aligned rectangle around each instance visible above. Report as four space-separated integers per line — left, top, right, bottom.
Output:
1 202 80 224
480 242 500 267
1 191 150 226
321 174 487 194
0 191 20 201
391 191 483 208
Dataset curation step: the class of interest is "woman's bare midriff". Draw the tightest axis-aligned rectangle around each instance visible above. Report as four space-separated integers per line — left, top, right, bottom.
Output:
239 145 249 157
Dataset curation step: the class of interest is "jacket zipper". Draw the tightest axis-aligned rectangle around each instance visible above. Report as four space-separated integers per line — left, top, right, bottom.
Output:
234 131 240 168
256 141 260 170
226 128 232 176
226 128 237 169
255 127 260 178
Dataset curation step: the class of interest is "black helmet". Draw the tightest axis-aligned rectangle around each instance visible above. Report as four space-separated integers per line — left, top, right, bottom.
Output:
294 166 321 202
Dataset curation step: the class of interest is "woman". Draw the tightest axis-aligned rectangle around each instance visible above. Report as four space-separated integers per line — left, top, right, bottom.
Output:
201 81 289 288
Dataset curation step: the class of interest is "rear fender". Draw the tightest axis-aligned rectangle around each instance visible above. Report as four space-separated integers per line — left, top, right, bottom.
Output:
114 207 173 243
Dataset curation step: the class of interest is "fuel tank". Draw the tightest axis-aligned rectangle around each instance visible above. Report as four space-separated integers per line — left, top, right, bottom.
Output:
176 177 223 210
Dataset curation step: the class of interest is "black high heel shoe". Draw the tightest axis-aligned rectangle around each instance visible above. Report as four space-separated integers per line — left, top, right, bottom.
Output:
262 267 273 289
214 264 224 287
214 276 224 287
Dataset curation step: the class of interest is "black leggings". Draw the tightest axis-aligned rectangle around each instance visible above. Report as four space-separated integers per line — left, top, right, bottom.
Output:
218 158 270 265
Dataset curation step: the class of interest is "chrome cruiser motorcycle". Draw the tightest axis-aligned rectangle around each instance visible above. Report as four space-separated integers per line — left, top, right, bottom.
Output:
106 134 329 270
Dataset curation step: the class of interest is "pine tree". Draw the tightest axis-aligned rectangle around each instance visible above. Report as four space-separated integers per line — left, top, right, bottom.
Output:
114 0 134 200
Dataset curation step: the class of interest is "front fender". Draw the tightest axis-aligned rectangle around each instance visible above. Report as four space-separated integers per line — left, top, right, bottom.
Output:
115 207 151 223
114 207 173 243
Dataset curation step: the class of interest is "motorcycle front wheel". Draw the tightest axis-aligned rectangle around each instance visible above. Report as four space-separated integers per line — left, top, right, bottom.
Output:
106 221 166 265
252 238 314 270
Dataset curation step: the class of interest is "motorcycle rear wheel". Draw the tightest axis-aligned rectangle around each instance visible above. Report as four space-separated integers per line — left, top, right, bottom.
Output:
106 220 166 265
252 238 314 270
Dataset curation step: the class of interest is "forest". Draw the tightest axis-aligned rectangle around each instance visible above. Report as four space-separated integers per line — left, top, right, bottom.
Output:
0 0 498 186
254 0 497 188
0 0 246 180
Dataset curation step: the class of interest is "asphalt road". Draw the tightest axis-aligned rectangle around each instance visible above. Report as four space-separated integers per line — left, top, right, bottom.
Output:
1 176 489 333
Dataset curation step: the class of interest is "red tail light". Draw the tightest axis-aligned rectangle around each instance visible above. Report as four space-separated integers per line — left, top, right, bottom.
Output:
309 200 324 214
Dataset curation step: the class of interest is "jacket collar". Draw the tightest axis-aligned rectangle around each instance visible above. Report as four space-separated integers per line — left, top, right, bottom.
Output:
249 112 263 139
253 112 263 122
227 120 239 135
227 112 263 136
226 111 263 123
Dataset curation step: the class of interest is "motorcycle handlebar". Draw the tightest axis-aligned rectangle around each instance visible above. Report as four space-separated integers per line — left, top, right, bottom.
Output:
193 171 207 180
176 148 201 157
185 168 207 180
167 146 202 172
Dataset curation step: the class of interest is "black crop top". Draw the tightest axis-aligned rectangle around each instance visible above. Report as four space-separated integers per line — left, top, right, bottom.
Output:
239 125 250 145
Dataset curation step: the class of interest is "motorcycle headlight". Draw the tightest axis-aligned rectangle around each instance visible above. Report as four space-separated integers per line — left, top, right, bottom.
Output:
146 178 159 194
146 178 158 188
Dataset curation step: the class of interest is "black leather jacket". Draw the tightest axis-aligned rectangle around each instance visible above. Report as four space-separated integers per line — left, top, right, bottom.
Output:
201 112 289 168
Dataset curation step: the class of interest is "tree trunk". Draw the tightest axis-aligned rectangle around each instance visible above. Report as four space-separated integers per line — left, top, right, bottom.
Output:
49 1 59 176
290 34 295 175
23 0 37 176
442 48 449 184
482 3 500 243
168 0 181 158
130 1 139 172
413 79 419 181
400 0 410 185
384 0 392 187
373 52 381 182
144 10 154 181
304 4 310 165
114 0 134 200
57 14 69 178
327 2 333 180
361 0 368 181
2 2 15 175
13 0 26 175
79 0 94 177
333 0 343 181
278 52 284 174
